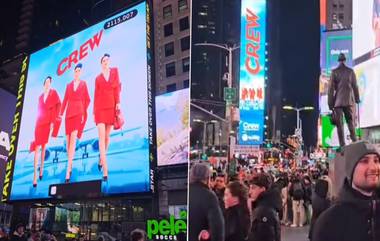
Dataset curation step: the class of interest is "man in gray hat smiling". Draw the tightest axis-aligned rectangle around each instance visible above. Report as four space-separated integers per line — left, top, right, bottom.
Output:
312 141 380 241
328 52 360 147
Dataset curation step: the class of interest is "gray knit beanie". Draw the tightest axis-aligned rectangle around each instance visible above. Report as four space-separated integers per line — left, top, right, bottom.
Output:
344 141 380 184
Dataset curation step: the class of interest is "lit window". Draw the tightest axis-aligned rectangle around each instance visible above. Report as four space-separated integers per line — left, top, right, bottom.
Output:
178 0 188 12
163 5 172 19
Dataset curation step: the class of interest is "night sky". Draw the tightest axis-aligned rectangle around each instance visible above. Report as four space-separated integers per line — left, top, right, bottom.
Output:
275 0 320 148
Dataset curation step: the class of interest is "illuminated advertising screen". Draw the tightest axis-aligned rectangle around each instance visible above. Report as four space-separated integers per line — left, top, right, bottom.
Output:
355 55 380 128
238 0 266 145
321 115 362 148
0 89 16 199
353 0 380 60
156 88 189 166
3 1 155 201
319 30 352 115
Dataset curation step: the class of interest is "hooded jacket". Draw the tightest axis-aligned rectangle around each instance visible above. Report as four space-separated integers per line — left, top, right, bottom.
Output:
312 141 380 241
312 179 380 241
248 187 282 241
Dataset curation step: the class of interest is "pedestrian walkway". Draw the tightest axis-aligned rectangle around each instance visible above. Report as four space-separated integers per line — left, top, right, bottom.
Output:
282 225 309 241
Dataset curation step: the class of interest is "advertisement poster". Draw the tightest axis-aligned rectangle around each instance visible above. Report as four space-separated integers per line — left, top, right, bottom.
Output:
238 0 266 145
156 88 189 166
321 115 361 148
6 1 154 201
353 0 380 60
319 30 352 115
355 55 380 128
0 89 16 199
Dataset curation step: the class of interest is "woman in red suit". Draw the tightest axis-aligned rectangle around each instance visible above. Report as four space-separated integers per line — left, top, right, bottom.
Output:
94 54 121 181
60 63 91 183
31 76 61 187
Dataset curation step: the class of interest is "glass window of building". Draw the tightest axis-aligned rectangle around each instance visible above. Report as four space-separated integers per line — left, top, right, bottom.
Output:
183 79 189 88
180 36 190 51
165 42 175 57
178 0 188 12
163 5 172 19
164 23 173 37
167 83 177 92
182 57 189 72
179 17 189 31
166 62 176 77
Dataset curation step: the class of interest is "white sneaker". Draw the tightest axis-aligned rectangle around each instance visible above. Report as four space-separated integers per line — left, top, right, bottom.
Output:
290 224 297 228
299 224 303 227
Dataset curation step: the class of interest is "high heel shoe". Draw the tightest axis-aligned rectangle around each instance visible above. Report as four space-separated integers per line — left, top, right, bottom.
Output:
98 156 102 171
33 183 37 188
103 176 108 182
39 175 43 180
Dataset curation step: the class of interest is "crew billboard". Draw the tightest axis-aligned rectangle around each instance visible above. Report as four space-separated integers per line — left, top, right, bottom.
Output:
238 0 266 145
156 88 189 166
3 1 156 201
0 89 17 200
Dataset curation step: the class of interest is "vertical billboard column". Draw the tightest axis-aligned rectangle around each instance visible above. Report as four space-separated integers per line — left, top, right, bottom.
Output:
238 0 267 145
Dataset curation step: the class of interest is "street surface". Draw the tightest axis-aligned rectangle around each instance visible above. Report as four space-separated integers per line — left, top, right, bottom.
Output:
282 225 310 241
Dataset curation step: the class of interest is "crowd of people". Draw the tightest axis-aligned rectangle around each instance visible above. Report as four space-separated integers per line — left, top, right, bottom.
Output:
189 141 380 241
0 224 147 241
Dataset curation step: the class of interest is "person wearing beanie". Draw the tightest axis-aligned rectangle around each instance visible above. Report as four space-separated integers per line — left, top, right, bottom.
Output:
248 173 282 241
189 163 224 241
312 141 380 241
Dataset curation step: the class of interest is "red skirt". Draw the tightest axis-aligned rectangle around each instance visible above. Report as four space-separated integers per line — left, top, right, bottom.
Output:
94 108 115 125
34 123 50 146
65 115 82 136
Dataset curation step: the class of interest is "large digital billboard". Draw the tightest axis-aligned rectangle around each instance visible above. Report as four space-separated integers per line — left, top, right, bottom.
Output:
353 0 380 60
156 88 189 166
319 30 352 115
0 89 17 200
3 1 155 201
238 0 266 145
355 55 380 128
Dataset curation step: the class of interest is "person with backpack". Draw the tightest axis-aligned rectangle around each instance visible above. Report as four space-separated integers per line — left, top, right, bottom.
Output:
289 174 305 227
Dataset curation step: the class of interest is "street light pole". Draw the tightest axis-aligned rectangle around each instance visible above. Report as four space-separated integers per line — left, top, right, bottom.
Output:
194 43 240 161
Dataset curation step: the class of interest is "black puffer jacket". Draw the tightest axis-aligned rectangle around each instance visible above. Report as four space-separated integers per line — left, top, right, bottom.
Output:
248 188 282 241
312 179 380 241
225 204 251 241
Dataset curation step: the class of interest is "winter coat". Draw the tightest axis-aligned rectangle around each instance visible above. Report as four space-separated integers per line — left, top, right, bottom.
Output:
309 179 331 239
328 63 360 108
312 179 380 241
189 182 225 241
224 204 251 241
213 187 226 212
249 188 282 241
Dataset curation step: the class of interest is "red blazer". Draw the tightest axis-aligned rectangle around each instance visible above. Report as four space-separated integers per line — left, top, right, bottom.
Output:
36 89 61 126
60 80 91 119
93 67 121 114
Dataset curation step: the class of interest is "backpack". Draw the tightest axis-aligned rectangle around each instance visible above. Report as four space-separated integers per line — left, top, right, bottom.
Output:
292 182 304 200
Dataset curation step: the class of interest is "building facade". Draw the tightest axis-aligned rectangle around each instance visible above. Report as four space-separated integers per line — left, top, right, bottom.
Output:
153 0 190 95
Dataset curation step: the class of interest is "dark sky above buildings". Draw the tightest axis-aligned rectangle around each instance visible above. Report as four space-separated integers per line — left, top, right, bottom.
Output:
1 0 320 148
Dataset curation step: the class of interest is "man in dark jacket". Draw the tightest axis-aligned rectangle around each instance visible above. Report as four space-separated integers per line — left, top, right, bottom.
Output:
213 173 226 212
189 163 224 241
10 224 26 241
328 53 360 147
248 173 281 241
312 141 380 241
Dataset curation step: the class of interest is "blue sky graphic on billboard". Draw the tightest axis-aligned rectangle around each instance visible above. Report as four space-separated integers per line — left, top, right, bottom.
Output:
156 88 189 166
0 89 16 199
9 2 152 200
238 0 266 145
